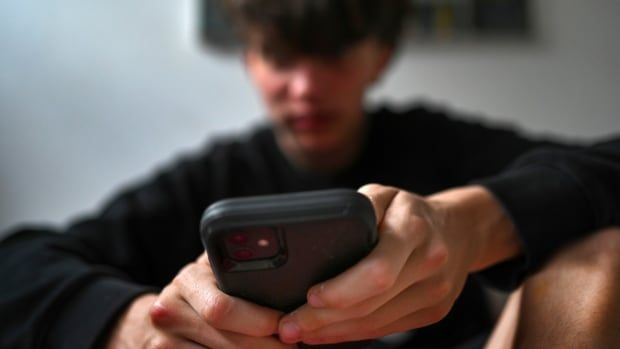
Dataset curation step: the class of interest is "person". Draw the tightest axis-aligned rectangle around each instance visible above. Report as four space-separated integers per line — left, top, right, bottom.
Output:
0 1 619 348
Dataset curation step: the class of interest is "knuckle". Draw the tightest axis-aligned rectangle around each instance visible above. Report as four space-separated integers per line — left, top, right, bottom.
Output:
149 299 174 328
426 302 452 325
171 274 183 287
431 279 452 302
170 272 186 289
253 317 278 336
172 263 197 285
410 216 431 233
359 183 384 193
394 189 414 203
366 259 397 293
201 292 233 326
146 336 174 349
431 245 449 267
405 218 431 245
404 218 429 247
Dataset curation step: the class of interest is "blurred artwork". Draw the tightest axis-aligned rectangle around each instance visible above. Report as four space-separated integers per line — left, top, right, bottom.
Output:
197 0 531 51
409 0 530 41
197 0 238 51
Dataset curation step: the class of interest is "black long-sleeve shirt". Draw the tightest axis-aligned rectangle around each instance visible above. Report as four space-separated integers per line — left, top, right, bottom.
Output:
1 105 619 349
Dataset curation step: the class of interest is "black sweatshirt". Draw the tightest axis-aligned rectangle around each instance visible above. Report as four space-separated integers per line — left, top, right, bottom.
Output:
1 105 619 349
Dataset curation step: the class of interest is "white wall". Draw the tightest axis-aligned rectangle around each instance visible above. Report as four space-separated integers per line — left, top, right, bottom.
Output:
373 0 620 137
1 0 618 235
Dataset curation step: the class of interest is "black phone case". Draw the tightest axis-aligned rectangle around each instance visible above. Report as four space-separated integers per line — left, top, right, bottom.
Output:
200 189 377 312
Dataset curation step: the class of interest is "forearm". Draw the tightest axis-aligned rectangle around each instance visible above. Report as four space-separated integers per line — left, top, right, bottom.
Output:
428 185 522 272
0 229 153 349
475 138 620 290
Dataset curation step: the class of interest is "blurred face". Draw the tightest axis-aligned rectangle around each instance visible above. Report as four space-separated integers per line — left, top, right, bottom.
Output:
245 38 391 168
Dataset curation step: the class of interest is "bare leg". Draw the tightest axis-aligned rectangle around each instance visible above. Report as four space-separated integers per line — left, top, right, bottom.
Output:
486 227 620 349
485 288 521 349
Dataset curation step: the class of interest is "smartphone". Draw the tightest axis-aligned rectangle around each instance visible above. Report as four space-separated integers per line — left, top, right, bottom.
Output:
200 189 378 313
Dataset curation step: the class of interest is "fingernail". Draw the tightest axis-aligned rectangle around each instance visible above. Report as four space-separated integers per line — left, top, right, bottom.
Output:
308 292 325 308
280 320 301 342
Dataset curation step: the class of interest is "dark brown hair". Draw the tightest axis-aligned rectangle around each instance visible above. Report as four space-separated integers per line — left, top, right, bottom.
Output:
222 0 410 58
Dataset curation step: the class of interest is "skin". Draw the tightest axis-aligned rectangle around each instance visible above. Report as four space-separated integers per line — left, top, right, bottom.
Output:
277 184 520 345
244 38 392 174
486 228 620 349
105 38 523 348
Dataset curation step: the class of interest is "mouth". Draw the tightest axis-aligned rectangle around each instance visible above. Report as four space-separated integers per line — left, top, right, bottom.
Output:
286 112 334 133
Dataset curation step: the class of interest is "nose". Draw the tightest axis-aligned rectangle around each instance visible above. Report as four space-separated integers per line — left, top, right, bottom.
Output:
287 63 325 100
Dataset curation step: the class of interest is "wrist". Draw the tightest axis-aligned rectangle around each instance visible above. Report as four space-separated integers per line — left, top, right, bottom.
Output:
429 185 521 272
104 293 158 349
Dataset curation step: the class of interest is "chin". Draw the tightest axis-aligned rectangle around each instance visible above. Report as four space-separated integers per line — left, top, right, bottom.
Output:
295 132 341 154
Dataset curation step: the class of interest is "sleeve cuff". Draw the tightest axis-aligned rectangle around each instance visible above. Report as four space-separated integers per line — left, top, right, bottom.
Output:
43 277 155 349
476 164 594 290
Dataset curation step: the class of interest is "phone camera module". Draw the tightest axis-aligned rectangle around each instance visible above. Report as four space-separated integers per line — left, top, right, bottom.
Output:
223 227 281 262
232 248 255 260
228 233 249 245
257 238 270 247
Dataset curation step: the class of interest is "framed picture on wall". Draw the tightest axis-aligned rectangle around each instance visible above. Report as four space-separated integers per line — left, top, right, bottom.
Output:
408 0 530 40
196 0 531 51
197 0 238 51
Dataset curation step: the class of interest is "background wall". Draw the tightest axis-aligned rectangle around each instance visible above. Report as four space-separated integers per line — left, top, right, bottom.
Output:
1 0 618 235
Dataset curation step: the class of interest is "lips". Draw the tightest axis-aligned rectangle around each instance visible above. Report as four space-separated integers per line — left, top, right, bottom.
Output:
287 112 334 132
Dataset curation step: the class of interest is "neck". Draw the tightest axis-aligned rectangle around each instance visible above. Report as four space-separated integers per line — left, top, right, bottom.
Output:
277 115 368 176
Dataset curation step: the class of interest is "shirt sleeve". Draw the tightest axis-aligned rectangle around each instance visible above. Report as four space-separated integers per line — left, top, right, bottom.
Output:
0 142 237 349
476 137 620 290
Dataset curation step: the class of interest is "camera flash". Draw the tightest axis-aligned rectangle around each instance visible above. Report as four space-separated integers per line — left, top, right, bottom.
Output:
257 238 270 247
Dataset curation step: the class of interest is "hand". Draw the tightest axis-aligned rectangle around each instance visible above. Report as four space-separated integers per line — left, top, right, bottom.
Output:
277 184 520 345
105 253 295 349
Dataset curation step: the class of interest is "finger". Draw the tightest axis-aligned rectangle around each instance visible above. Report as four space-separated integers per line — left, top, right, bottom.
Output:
305 190 427 310
367 299 455 339
282 236 448 334
223 333 298 349
147 335 209 349
151 286 221 346
152 287 294 349
302 303 453 346
300 277 453 345
175 261 284 336
357 183 399 225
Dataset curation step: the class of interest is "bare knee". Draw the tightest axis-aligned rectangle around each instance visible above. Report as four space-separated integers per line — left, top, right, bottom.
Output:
540 227 620 278
515 227 620 347
538 227 620 308
582 227 620 273
560 227 620 287
574 227 620 312
486 228 620 349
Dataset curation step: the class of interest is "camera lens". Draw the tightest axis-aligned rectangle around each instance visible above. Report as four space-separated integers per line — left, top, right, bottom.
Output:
228 233 249 245
232 248 254 260
223 227 281 262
